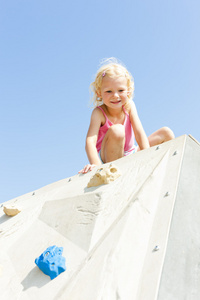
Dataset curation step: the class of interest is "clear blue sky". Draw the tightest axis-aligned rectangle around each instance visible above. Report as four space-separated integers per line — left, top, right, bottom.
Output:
1 0 200 203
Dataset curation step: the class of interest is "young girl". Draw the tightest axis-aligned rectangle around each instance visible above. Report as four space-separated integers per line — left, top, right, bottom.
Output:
80 58 174 174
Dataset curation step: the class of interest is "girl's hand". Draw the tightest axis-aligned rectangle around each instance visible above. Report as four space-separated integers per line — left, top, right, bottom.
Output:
78 164 97 174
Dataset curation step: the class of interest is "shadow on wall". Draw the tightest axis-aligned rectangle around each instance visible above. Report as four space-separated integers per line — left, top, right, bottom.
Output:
21 266 50 291
0 214 10 225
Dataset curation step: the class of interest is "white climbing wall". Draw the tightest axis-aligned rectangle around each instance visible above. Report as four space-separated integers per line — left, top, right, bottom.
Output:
0 135 200 300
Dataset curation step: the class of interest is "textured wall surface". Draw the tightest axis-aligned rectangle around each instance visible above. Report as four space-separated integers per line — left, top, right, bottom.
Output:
0 135 199 300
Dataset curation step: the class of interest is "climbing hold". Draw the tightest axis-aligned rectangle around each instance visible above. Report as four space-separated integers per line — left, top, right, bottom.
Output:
3 205 21 216
87 164 121 187
35 245 66 280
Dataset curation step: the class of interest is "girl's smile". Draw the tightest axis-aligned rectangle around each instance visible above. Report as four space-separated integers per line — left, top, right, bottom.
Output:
110 99 121 104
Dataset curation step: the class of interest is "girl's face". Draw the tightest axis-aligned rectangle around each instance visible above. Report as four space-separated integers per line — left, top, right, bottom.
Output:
99 76 129 110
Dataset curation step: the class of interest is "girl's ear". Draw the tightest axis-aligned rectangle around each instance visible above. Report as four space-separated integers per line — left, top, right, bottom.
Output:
96 90 101 98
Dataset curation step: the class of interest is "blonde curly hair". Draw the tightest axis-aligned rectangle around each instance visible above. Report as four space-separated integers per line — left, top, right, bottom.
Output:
90 58 134 107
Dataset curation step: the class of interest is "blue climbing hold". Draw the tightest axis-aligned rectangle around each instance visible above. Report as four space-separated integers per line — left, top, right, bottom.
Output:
35 245 66 280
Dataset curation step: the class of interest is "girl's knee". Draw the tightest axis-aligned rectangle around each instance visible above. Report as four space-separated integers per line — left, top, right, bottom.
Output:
101 124 125 163
161 126 175 141
108 124 125 141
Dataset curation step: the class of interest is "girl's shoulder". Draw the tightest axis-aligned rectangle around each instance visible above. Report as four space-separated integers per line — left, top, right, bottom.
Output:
92 105 107 125
92 104 106 115
96 104 107 115
124 100 136 114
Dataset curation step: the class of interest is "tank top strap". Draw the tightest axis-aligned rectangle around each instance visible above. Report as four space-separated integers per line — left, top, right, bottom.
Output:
97 106 108 120
122 105 129 116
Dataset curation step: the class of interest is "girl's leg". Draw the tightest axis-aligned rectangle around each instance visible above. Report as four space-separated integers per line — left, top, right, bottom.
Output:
101 124 125 163
148 127 175 147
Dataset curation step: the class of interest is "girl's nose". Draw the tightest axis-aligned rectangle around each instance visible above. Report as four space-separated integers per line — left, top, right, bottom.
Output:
114 92 119 98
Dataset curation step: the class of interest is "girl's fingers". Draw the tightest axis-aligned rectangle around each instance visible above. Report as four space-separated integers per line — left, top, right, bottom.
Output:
89 164 97 171
78 164 97 174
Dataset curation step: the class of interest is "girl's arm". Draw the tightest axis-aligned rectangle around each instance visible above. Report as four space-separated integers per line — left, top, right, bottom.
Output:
79 108 102 173
129 101 150 150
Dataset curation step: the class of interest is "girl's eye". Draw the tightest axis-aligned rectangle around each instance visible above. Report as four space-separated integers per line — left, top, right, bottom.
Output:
106 90 112 93
119 89 125 92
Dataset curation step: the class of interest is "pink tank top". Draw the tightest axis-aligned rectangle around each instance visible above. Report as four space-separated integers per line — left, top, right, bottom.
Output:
96 106 136 155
